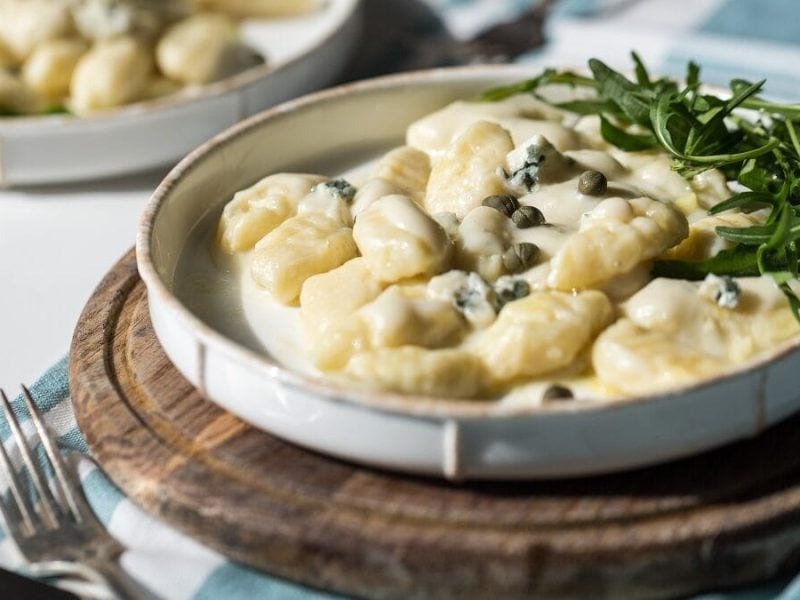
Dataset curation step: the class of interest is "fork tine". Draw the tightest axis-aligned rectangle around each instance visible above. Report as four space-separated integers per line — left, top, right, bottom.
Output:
20 385 86 523
0 427 36 535
0 389 59 529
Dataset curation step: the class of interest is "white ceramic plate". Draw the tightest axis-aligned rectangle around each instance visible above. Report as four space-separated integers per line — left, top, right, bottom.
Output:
0 0 361 187
137 66 800 481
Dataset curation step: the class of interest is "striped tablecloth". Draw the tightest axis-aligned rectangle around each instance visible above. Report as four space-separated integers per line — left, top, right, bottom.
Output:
5 0 800 598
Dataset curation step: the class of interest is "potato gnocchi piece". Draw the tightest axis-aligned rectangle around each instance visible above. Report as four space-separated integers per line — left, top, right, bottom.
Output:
300 258 384 370
300 258 384 327
357 285 465 349
354 194 451 282
157 13 231 85
351 178 405 217
455 205 511 282
311 317 371 371
0 70 41 114
623 277 800 363
596 277 800 395
22 38 87 102
304 275 466 370
615 150 694 206
218 173 326 253
251 212 358 304
661 211 763 262
0 0 73 61
425 120 514 218
157 13 256 85
406 96 568 155
346 346 487 399
691 169 731 210
492 118 581 152
548 196 688 290
70 36 153 114
371 146 431 205
593 319 729 396
474 290 613 383
296 179 356 226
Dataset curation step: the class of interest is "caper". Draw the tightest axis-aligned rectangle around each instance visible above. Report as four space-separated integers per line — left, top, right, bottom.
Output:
511 205 546 228
495 278 530 306
502 242 540 273
482 194 519 217
578 170 607 196
542 384 574 402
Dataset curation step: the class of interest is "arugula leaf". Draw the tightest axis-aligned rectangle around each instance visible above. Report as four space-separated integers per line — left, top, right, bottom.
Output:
653 246 761 279
477 69 596 102
708 191 776 214
589 58 652 126
599 115 656 151
478 53 800 321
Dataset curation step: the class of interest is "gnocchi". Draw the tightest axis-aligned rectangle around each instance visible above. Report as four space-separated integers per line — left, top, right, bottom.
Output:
251 213 357 304
353 194 452 283
212 91 800 402
424 120 514 218
0 0 316 117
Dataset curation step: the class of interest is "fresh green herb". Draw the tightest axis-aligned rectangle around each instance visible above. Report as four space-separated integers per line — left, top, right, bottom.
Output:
480 52 800 321
44 105 70 115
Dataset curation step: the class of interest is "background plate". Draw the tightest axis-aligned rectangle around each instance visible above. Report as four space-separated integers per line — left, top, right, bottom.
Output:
0 0 361 186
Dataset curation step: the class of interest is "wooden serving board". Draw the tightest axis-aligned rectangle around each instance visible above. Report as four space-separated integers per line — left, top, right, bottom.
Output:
70 249 800 600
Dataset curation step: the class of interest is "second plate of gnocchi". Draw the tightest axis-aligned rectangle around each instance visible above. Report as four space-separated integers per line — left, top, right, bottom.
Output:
0 0 361 186
137 66 800 480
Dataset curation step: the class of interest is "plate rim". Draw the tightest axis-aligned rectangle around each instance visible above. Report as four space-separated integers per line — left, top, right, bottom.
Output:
0 0 362 130
136 64 800 421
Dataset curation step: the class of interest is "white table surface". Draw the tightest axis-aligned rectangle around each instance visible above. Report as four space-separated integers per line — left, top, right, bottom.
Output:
0 169 169 388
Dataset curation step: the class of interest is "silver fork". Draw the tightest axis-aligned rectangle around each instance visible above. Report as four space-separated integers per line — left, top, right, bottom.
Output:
0 386 146 599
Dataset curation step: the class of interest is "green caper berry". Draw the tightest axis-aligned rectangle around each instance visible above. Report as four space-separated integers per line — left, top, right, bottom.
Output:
502 248 522 273
542 384 574 402
511 205 546 228
502 242 540 273
482 194 519 217
517 242 539 265
578 170 608 196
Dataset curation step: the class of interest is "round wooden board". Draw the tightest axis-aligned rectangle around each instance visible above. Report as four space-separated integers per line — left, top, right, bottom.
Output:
70 249 800 600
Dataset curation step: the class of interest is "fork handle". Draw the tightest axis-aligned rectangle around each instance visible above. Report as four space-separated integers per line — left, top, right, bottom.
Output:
77 557 152 600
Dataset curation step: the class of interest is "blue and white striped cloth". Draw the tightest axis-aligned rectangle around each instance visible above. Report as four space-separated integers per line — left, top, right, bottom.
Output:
6 0 800 597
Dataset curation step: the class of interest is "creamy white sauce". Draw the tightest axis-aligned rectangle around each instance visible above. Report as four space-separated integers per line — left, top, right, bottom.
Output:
175 94 800 404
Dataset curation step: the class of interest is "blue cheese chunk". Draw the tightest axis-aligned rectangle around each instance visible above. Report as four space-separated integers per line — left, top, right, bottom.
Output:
506 134 577 191
428 270 497 328
699 274 741 309
298 179 357 226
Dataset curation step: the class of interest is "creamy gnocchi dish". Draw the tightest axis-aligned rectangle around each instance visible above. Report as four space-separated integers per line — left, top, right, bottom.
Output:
0 0 316 116
214 89 800 404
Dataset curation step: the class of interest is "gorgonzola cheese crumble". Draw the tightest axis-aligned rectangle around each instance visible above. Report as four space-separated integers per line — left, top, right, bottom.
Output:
216 94 800 402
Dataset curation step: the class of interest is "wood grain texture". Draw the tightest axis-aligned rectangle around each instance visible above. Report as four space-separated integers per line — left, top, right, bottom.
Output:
70 249 800 600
